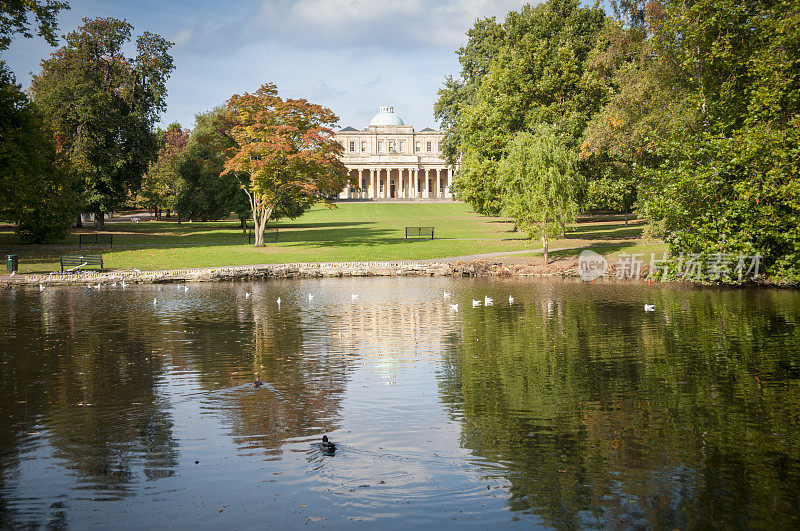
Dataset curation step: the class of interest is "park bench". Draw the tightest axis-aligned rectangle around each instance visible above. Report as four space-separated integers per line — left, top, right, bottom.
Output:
60 254 104 273
246 228 279 244
405 226 434 240
79 233 113 249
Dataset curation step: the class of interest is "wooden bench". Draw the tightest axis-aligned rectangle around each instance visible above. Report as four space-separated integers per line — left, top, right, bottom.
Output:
246 229 279 244
60 254 104 272
405 226 434 240
79 233 113 249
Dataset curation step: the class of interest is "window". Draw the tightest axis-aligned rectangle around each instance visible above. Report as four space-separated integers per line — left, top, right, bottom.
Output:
415 142 420 153
349 141 355 152
399 141 404 153
361 141 366 152
377 141 383 152
426 142 432 152
388 140 395 153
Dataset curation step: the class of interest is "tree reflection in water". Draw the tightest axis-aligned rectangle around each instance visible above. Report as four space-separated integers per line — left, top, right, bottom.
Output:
440 283 800 528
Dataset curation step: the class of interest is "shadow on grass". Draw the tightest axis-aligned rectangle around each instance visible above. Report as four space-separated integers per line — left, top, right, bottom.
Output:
566 222 645 240
548 241 651 259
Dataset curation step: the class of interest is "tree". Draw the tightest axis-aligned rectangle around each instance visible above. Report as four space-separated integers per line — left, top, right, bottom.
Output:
30 17 174 229
638 0 800 282
435 0 607 216
139 123 188 219
0 0 69 51
222 83 350 246
0 63 76 242
498 126 581 264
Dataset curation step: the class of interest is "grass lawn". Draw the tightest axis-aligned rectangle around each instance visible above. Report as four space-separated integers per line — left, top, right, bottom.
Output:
0 202 663 273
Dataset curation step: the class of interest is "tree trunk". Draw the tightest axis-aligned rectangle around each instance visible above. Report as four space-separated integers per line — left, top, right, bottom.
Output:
542 234 549 265
75 215 82 228
624 209 629 226
241 218 248 235
94 210 105 230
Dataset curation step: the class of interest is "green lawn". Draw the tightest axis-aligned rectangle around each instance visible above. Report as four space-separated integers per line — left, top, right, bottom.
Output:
0 203 661 273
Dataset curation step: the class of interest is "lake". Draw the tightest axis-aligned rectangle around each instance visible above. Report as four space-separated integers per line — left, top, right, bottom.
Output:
1 278 798 528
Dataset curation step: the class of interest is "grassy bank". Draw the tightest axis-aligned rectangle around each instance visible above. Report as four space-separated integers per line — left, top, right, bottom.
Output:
0 202 663 274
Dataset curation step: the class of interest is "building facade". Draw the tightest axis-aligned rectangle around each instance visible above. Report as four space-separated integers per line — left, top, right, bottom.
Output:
335 106 453 200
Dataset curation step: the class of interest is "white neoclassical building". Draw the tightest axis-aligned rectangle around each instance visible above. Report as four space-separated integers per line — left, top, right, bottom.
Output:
335 106 453 200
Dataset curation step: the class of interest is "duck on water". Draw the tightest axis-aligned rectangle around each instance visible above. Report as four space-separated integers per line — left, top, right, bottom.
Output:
321 435 336 454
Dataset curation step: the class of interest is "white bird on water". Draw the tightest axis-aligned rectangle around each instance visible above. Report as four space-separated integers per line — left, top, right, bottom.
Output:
449 303 459 312
443 291 451 299
276 297 281 306
153 298 157 305
95 283 102 289
157 286 162 292
308 293 314 301
351 294 359 300
509 295 514 304
245 292 251 299
472 299 481 307
120 280 128 288
484 296 493 306
39 284 45 292
644 304 655 312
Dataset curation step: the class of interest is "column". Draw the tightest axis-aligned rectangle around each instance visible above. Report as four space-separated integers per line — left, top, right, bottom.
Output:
436 170 441 199
371 168 376 199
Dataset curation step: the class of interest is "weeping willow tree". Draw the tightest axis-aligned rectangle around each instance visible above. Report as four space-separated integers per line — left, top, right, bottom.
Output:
498 125 581 264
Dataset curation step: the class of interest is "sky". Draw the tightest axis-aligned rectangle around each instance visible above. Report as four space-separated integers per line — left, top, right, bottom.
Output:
3 0 541 131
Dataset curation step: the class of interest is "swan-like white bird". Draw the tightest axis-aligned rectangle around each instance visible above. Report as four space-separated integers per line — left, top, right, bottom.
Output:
276 297 281 305
484 296 493 306
157 286 162 292
472 299 481 307
449 303 459 312
153 298 157 305
308 294 314 301
443 291 451 299
245 292 251 299
509 295 514 304
351 294 359 300
120 280 128 288
39 284 46 292
644 304 655 312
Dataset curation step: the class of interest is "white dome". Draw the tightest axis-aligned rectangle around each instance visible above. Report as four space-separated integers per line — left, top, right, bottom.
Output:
369 106 404 126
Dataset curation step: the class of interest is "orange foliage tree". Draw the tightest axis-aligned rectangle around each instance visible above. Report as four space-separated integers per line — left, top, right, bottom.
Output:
222 83 351 246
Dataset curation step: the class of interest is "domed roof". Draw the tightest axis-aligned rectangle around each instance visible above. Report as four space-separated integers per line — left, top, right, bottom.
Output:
369 106 404 126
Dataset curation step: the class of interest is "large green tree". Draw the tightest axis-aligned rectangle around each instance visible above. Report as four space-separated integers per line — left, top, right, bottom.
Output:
222 83 350 246
1 0 75 242
634 0 800 282
30 17 174 229
435 0 607 216
0 63 76 242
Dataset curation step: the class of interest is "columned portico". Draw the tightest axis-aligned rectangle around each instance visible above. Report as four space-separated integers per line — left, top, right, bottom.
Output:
335 106 454 200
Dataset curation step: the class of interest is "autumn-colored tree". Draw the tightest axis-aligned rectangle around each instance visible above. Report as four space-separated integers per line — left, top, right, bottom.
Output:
139 123 189 218
222 83 350 246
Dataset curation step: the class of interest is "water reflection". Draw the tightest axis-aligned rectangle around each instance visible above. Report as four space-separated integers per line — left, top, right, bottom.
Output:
0 279 798 528
441 282 800 528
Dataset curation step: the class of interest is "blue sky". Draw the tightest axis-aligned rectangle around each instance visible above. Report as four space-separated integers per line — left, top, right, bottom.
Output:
3 0 540 131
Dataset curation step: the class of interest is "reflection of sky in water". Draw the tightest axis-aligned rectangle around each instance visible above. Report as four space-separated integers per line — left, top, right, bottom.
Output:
0 278 799 528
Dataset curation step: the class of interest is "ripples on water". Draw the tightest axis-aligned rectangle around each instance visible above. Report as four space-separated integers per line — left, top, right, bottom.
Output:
1 278 798 529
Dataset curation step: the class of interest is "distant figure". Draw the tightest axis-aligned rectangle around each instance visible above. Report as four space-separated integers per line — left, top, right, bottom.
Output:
472 299 481 307
644 304 655 312
321 435 336 454
253 375 263 388
484 296 493 306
